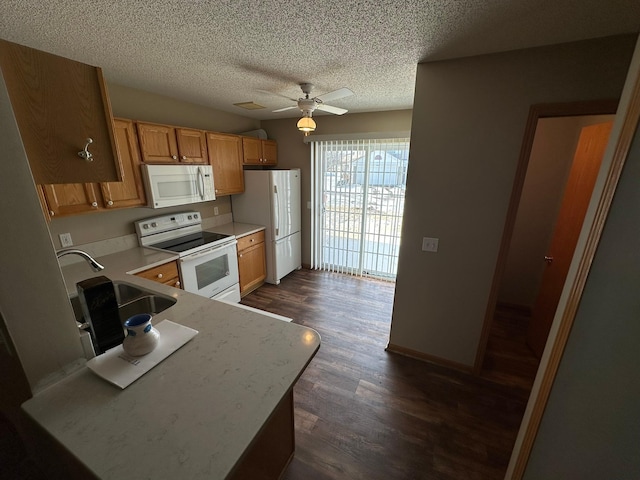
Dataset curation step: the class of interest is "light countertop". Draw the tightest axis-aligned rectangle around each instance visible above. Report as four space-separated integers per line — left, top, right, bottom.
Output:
23 244 319 480
209 221 265 238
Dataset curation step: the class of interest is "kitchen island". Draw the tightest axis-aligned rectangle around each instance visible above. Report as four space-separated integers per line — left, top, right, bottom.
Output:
22 248 320 479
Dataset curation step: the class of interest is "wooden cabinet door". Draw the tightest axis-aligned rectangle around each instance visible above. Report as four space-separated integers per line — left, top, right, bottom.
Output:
176 128 208 164
261 140 278 165
238 231 266 297
242 137 263 165
41 183 101 217
207 132 244 196
100 118 146 209
136 122 179 163
0 39 121 185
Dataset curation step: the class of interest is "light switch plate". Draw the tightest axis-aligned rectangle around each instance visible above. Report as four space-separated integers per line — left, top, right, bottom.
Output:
422 237 438 252
59 232 73 248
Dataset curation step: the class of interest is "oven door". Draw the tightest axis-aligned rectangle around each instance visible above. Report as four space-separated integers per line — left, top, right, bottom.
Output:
179 241 239 299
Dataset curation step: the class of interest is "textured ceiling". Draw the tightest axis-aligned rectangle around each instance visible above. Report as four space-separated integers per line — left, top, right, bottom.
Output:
1 0 639 120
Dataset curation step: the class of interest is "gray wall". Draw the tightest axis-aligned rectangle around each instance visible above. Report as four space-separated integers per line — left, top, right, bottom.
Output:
389 35 637 367
523 102 640 480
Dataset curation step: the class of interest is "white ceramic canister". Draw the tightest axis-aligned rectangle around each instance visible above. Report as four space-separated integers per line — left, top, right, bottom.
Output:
123 313 160 356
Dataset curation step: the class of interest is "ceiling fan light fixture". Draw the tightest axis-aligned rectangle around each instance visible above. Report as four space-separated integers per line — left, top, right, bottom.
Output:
297 116 316 136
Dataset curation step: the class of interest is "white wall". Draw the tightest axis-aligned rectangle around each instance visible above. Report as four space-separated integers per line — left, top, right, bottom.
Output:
389 35 637 367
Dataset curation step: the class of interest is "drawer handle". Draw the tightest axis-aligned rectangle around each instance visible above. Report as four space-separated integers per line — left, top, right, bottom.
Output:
157 273 163 279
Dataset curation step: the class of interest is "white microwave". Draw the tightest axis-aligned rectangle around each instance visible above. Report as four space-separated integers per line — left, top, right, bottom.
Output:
142 164 215 209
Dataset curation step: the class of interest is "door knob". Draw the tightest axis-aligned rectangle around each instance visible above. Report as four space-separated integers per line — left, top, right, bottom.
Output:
544 256 554 264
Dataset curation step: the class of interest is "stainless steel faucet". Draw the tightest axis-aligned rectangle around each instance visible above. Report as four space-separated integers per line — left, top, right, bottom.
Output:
56 249 104 272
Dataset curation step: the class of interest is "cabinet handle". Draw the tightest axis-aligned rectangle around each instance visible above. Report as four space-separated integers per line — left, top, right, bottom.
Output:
49 211 55 216
157 273 163 279
107 200 114 206
172 155 178 160
175 280 181 287
239 254 243 258
91 202 98 207
181 155 187 160
78 138 94 162
250 238 254 242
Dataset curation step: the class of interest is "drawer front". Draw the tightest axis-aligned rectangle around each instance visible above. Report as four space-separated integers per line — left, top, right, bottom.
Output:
135 261 180 284
237 230 265 251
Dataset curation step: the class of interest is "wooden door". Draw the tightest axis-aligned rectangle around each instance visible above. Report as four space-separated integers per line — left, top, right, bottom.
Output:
207 132 244 195
238 241 267 296
527 121 613 357
100 119 146 209
242 137 263 165
176 128 208 164
0 39 121 184
136 122 179 163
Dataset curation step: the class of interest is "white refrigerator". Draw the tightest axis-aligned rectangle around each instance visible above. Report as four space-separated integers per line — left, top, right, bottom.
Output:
232 169 301 284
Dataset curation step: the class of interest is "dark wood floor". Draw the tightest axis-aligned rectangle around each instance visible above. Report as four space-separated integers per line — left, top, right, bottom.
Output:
242 269 538 480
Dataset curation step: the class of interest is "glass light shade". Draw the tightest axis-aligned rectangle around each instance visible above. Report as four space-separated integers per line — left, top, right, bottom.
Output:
297 116 316 134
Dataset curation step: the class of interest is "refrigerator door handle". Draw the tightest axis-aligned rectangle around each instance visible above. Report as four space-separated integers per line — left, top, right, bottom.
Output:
274 185 280 237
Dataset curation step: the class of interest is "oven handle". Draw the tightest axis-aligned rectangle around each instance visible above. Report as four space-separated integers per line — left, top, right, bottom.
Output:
179 240 237 262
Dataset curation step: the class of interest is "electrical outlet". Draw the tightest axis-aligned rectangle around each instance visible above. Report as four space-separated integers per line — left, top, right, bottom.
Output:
59 232 73 248
422 237 438 252
214 207 219 215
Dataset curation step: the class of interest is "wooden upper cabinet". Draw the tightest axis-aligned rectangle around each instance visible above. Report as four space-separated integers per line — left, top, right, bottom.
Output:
261 140 278 165
176 128 208 164
207 132 244 196
41 183 101 217
0 39 122 185
137 122 207 164
99 118 146 209
242 137 278 166
40 118 146 218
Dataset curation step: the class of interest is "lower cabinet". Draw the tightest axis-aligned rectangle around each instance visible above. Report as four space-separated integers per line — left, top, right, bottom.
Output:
237 230 266 297
134 261 182 289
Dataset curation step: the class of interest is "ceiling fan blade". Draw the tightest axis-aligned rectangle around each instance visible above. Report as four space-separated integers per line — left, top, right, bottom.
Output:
316 87 354 103
316 104 348 115
272 106 298 113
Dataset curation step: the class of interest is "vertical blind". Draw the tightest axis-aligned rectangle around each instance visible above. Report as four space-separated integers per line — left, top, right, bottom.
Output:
311 137 410 280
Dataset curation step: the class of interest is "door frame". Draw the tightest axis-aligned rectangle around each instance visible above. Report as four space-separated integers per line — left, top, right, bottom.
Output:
487 76 640 476
474 99 619 374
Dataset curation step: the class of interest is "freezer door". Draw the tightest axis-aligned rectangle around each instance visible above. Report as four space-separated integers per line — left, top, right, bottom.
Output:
266 231 302 285
271 170 301 241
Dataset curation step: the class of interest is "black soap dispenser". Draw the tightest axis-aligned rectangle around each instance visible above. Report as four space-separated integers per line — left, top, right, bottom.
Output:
76 276 124 354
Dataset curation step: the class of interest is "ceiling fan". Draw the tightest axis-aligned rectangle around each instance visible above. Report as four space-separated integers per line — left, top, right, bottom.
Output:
272 83 354 117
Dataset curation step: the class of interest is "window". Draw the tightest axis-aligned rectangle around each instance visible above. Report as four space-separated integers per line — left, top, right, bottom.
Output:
311 138 410 280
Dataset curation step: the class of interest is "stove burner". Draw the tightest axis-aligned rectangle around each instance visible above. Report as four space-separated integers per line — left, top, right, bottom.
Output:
150 231 232 253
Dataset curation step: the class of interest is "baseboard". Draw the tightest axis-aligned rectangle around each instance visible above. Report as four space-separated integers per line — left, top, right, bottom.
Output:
385 343 474 374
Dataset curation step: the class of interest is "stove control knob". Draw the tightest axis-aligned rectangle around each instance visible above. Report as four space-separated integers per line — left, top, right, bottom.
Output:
194 213 199 219
151 222 157 228
188 215 193 220
142 224 149 230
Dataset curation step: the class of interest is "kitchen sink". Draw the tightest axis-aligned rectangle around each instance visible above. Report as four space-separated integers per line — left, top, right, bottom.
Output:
70 281 177 327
